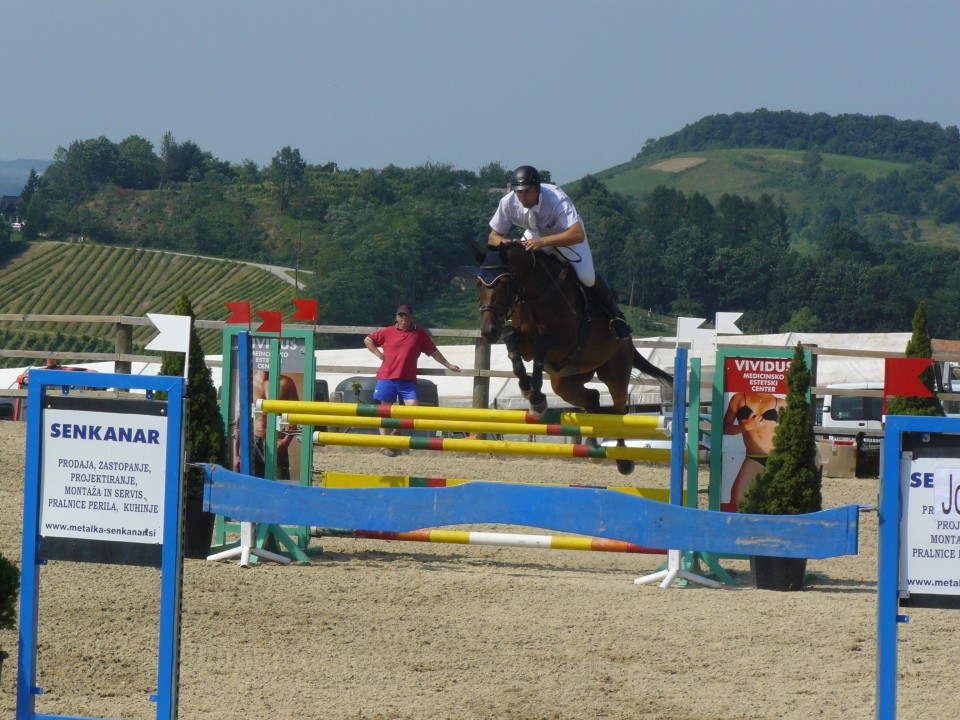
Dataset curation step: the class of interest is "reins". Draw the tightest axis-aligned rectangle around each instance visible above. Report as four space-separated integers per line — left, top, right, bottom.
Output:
514 250 580 319
478 243 581 325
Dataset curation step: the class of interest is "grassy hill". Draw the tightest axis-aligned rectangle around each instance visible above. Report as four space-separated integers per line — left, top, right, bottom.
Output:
0 241 300 357
595 148 905 197
586 148 960 249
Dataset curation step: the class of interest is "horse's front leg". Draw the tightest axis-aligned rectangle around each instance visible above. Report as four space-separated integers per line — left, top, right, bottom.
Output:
527 335 552 415
502 326 533 399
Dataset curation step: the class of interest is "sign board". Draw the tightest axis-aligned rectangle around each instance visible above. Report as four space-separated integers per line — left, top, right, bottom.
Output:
895 432 960 606
17 370 186 720
877 416 960 719
38 396 169 566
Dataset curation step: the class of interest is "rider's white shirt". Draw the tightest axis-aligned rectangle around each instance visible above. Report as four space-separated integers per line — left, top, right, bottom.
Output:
489 183 596 286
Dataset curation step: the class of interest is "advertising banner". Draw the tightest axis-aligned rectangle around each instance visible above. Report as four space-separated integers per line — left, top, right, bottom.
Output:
718 356 789 510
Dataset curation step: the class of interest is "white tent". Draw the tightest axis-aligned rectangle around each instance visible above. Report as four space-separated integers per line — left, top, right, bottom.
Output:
644 331 911 400
311 332 911 409
1 332 910 410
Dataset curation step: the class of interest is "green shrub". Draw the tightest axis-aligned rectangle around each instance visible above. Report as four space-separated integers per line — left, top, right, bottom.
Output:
0 552 20 631
157 293 226 498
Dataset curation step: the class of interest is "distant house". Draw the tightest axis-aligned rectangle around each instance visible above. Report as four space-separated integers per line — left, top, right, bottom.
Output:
0 195 19 223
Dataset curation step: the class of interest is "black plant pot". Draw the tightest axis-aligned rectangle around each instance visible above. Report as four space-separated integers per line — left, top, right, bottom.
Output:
183 493 215 559
750 555 808 591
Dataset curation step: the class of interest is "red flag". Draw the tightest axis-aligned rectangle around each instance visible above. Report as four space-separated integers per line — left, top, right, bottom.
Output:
885 357 935 398
225 301 251 327
256 311 283 335
291 298 318 325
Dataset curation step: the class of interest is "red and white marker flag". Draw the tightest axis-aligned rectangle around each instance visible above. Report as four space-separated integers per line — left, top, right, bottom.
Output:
883 357 935 414
291 298 318 327
225 301 252 328
256 310 283 336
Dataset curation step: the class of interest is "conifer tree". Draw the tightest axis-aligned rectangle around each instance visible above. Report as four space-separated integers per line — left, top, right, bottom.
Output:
739 343 823 515
158 293 226 497
887 301 944 417
0 552 18 634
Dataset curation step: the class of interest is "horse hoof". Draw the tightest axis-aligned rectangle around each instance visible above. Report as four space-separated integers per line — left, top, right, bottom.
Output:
529 395 548 416
616 459 635 476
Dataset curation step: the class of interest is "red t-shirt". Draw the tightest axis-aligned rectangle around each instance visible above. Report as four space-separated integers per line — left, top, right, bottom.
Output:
367 324 438 381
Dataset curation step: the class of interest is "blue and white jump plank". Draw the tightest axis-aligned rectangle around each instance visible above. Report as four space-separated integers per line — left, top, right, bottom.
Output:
202 465 859 560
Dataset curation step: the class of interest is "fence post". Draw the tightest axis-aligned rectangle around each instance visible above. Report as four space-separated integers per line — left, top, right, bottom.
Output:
115 321 132 374
472 338 490 409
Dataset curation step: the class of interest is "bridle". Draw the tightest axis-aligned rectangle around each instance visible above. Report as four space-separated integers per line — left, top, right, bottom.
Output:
476 262 515 321
477 246 576 323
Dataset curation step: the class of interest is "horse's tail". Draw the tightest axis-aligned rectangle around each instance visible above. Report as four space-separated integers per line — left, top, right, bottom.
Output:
633 348 673 387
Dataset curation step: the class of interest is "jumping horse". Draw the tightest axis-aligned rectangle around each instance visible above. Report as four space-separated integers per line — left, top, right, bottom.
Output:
469 241 673 475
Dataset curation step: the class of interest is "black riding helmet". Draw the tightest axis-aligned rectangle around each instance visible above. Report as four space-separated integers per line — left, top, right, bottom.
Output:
508 165 540 191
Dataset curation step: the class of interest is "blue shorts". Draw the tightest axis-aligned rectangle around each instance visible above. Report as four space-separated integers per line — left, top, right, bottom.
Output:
373 379 418 403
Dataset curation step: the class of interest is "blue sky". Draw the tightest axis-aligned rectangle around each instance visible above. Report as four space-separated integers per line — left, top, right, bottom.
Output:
3 1 959 183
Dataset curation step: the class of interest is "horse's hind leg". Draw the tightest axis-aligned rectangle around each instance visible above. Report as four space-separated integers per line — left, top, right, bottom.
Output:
595 351 636 476
551 373 602 414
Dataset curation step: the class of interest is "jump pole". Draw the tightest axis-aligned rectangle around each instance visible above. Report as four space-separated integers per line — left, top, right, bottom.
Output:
260 398 669 432
310 430 674 463
317 470 672 501
313 471 674 556
282 412 669 441
313 526 654 553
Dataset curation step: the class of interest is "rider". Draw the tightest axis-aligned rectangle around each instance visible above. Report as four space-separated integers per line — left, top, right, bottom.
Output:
487 165 632 340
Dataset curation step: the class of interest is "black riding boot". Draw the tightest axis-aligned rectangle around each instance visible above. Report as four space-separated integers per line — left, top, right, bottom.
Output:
587 276 633 340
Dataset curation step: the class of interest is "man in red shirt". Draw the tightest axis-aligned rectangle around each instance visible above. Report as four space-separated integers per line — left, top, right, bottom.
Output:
363 304 460 456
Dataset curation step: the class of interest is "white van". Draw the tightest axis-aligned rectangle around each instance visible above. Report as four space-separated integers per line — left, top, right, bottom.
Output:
816 382 884 446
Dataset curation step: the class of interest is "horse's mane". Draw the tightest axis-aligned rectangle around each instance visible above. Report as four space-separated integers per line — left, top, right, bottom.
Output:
497 240 574 286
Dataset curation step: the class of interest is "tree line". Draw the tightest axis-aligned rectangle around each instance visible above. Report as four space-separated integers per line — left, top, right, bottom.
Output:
638 109 960 168
6 119 960 346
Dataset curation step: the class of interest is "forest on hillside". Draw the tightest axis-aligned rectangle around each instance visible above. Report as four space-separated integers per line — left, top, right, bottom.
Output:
3 113 960 344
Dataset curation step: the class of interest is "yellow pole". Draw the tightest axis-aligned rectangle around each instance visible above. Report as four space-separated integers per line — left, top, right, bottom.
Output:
261 399 667 432
312 430 675 463
283 412 668 440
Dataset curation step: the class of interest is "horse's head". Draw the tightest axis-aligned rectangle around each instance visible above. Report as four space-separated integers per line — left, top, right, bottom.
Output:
469 243 521 344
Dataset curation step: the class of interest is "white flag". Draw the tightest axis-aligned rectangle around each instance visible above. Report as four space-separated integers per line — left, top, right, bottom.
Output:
146 313 191 354
715 311 743 336
676 316 716 351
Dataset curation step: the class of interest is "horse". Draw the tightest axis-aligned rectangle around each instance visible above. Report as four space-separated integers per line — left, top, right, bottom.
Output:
469 241 673 475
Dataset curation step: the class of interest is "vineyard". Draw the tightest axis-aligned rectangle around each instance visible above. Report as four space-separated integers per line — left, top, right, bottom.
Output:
0 241 300 361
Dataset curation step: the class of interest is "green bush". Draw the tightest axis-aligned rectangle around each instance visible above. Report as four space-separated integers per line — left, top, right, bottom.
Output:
739 343 823 516
158 293 226 498
0 552 20 631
